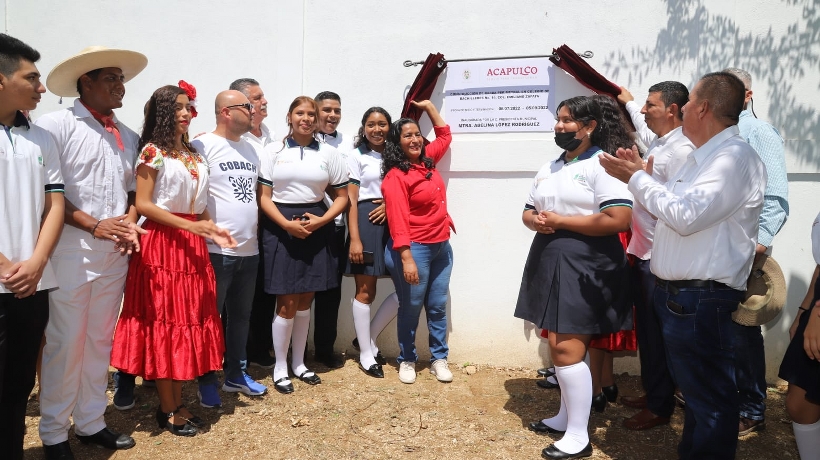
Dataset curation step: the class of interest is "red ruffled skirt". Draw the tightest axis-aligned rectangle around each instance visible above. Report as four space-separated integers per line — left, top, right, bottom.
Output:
111 215 225 380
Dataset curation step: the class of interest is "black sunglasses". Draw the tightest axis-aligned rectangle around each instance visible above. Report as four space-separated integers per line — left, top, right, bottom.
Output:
225 102 253 112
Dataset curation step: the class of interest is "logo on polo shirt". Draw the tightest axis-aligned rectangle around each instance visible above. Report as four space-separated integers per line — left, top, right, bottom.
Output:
229 176 255 203
572 173 586 184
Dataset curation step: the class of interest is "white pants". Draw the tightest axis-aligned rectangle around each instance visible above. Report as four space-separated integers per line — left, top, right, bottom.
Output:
39 249 127 445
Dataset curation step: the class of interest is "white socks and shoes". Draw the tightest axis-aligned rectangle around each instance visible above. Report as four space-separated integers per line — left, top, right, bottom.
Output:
552 361 593 455
399 361 417 384
430 359 453 382
793 418 820 459
352 299 378 369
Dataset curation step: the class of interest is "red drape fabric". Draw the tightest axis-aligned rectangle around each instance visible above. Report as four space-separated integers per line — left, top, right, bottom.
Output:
401 52 447 122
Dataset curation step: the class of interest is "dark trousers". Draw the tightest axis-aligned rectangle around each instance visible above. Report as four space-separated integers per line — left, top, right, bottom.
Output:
733 322 767 420
655 280 743 460
632 259 675 417
247 238 276 361
313 225 345 356
0 291 49 460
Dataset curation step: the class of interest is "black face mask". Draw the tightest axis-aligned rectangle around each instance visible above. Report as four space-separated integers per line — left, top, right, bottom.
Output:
554 131 583 152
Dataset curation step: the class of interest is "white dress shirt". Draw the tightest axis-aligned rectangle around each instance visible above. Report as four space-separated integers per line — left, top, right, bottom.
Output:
34 99 139 252
316 131 352 226
624 101 695 260
628 125 766 290
242 122 275 153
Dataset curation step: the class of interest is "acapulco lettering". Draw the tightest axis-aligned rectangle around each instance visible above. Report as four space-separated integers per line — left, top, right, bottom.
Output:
486 66 539 77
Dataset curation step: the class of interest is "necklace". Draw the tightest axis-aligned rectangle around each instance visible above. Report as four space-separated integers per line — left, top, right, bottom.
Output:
166 148 202 179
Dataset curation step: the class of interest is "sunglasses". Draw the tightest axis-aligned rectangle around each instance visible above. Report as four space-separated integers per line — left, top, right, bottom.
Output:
225 102 253 113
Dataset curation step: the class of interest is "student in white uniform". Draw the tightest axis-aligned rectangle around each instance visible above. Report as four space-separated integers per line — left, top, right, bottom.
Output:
312 91 352 369
191 90 268 407
230 78 278 370
345 107 400 378
36 46 148 458
257 96 349 394
516 96 633 459
0 34 65 460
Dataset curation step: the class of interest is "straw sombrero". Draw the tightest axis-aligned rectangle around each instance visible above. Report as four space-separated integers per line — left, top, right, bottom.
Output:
46 46 148 97
732 255 787 326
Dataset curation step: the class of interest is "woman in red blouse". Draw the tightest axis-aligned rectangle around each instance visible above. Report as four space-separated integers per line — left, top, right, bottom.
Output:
381 100 454 385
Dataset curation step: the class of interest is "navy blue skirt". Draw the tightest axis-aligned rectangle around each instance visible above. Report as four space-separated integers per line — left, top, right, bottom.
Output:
514 230 632 335
345 199 389 277
779 271 820 402
260 201 340 295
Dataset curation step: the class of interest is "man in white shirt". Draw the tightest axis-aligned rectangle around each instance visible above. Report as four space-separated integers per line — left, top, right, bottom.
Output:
35 46 147 458
615 82 694 431
229 78 276 369
312 91 352 369
0 33 65 460
600 72 766 460
191 90 267 407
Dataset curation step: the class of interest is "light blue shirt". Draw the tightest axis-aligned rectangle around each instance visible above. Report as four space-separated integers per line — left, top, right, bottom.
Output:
738 109 789 247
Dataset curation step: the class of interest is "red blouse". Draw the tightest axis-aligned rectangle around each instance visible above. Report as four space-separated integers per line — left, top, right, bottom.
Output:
382 125 454 249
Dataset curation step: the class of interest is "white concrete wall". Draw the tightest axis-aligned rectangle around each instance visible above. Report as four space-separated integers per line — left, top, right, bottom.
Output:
9 0 820 380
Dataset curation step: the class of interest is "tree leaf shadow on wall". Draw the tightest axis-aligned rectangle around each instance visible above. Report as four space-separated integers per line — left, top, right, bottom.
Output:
600 0 820 166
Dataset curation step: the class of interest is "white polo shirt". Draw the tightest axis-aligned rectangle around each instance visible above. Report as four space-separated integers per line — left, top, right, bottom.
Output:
347 143 384 201
259 137 349 204
317 131 353 226
192 133 260 257
629 126 766 290
35 99 139 252
242 122 275 154
526 147 633 216
0 113 64 294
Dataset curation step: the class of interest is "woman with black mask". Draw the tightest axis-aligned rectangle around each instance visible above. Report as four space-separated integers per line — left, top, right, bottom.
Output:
514 96 633 459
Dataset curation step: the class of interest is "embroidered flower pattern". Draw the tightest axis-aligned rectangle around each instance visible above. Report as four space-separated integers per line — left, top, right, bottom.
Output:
139 143 202 179
139 144 163 169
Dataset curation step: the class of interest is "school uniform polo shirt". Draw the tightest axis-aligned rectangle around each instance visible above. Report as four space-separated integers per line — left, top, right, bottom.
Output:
317 131 353 226
0 112 64 293
258 137 348 203
348 144 384 201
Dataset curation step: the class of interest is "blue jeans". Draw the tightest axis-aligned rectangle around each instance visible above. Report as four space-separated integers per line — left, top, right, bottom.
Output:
733 322 766 420
201 254 259 383
385 239 453 363
654 280 743 460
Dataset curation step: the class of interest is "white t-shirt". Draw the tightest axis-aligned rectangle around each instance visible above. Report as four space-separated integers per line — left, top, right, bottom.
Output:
0 114 64 294
347 143 384 201
192 133 260 257
137 143 209 214
259 138 349 204
812 210 820 265
526 147 633 216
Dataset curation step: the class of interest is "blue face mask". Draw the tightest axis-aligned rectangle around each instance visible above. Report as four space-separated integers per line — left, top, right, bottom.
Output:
554 131 582 152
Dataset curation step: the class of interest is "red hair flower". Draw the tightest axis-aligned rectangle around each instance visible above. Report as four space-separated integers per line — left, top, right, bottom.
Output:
178 80 198 118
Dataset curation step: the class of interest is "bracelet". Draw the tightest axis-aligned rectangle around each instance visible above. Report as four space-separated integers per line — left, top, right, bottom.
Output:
798 307 809 312
91 219 102 239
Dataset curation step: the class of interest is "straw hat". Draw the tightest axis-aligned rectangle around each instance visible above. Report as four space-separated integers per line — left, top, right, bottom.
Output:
46 46 148 97
732 255 787 326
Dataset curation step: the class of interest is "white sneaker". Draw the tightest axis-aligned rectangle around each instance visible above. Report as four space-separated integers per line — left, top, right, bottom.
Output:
399 361 417 384
430 359 453 382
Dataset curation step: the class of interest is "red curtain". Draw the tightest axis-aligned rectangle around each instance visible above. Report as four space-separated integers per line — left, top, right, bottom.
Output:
401 52 447 122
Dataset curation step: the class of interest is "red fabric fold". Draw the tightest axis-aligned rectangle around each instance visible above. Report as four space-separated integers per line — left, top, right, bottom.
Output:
402 53 447 124
80 99 125 151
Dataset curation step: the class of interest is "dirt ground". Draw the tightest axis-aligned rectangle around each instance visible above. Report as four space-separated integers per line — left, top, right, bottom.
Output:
22 359 798 460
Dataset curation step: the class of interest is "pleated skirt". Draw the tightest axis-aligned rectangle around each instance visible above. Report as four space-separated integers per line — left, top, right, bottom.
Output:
779 271 820 402
345 199 390 276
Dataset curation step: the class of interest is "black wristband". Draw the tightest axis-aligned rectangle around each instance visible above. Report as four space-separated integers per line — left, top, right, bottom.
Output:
91 219 102 239
798 307 809 312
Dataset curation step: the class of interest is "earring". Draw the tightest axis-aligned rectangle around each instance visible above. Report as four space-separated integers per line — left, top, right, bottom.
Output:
587 131 591 138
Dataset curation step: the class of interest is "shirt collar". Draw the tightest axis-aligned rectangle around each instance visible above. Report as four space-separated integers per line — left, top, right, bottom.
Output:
286 136 320 150
317 130 338 140
655 126 684 145
691 125 740 165
558 145 600 164
73 98 120 124
739 109 752 120
1 111 31 129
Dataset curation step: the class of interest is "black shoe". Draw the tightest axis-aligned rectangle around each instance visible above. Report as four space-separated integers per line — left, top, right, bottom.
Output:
359 362 385 378
537 378 560 389
537 367 555 377
602 384 618 403
75 427 135 450
43 441 75 460
248 353 276 369
273 376 294 394
528 421 566 434
296 370 322 385
542 442 593 459
315 352 345 369
176 404 205 428
352 338 388 365
591 392 607 413
155 406 197 437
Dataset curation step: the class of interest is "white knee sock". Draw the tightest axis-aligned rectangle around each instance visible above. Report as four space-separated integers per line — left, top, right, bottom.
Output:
271 315 294 382
352 299 377 369
370 293 399 354
793 419 820 459
553 361 592 454
541 385 568 431
290 310 312 377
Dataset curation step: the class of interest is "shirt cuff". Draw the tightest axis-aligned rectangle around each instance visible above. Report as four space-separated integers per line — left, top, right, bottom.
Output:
627 169 652 195
392 234 411 249
757 231 774 248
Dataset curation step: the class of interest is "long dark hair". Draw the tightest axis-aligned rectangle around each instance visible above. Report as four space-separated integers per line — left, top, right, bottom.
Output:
590 94 635 154
354 107 392 149
139 85 195 153
381 118 434 178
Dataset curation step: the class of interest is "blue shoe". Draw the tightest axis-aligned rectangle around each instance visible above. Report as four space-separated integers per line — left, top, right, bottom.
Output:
197 382 222 408
112 371 135 411
223 372 268 396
